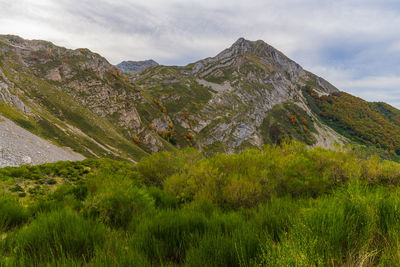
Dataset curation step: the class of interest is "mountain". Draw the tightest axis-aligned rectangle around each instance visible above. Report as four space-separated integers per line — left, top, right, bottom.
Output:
0 34 399 166
125 37 346 153
116 60 159 72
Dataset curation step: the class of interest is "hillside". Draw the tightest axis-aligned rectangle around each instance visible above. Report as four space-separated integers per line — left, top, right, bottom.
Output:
2 142 400 265
303 87 400 156
2 34 400 165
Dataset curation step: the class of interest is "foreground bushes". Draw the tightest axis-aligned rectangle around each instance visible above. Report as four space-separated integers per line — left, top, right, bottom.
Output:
132 209 208 263
8 209 106 263
164 142 400 208
2 142 400 265
4 183 400 265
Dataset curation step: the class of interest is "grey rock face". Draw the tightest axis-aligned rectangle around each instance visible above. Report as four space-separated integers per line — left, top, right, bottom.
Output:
116 60 159 72
0 79 31 114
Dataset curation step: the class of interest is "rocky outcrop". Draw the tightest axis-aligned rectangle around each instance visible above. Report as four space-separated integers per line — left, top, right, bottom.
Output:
0 79 31 114
186 38 342 150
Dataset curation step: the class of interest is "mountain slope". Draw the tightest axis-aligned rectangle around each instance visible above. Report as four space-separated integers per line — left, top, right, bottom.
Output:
304 88 400 155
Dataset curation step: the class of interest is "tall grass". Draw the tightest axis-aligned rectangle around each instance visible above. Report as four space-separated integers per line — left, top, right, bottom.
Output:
9 209 106 263
131 209 208 264
0 192 28 232
186 224 261 267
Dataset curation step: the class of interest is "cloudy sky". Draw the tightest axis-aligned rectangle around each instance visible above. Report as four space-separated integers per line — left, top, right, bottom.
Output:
1 0 400 106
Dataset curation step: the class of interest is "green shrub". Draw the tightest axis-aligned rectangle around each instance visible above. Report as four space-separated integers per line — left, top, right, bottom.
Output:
84 174 154 229
252 197 302 242
26 184 83 215
132 209 208 264
257 183 376 266
147 186 179 209
8 184 24 192
137 148 202 186
164 142 334 207
11 209 106 262
0 193 28 231
90 249 150 267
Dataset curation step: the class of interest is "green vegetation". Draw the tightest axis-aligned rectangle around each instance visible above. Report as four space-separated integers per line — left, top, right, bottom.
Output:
2 142 400 265
304 86 400 155
261 102 317 145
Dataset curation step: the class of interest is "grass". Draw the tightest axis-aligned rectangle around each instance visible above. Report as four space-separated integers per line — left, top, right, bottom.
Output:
9 209 106 263
1 142 400 265
0 193 28 232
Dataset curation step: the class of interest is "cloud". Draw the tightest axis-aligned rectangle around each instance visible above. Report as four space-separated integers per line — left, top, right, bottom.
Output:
0 0 400 106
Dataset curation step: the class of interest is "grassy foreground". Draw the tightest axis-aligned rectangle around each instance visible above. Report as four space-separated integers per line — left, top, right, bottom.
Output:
2 142 400 266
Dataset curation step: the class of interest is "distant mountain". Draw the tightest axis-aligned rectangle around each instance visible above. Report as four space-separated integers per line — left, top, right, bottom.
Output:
1 34 400 166
116 60 158 72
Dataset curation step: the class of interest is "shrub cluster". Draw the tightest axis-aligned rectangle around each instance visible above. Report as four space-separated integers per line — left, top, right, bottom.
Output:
162 142 400 208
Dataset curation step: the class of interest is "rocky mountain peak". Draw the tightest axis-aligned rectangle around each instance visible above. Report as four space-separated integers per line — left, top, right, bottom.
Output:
191 37 307 84
230 37 252 53
227 38 282 59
